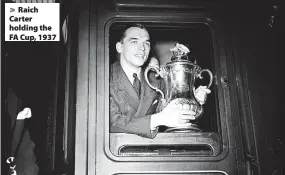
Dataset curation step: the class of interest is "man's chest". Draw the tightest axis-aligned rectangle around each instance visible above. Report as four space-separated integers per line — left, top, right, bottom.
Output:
116 88 160 116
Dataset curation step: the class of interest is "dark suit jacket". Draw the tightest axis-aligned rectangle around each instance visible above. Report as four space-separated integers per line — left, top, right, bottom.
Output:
110 61 164 138
4 88 39 175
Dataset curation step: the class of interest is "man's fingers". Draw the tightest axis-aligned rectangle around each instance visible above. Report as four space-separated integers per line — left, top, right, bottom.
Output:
181 110 196 115
176 103 183 109
198 89 211 94
168 99 179 106
181 115 195 120
195 94 207 101
195 92 207 97
17 108 32 120
202 89 211 93
196 86 211 93
197 85 207 89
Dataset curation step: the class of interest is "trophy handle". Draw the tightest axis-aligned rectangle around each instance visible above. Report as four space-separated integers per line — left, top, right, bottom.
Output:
197 69 213 88
193 69 213 119
144 66 165 99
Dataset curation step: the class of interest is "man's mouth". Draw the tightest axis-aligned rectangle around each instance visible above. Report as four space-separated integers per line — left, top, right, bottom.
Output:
135 54 144 58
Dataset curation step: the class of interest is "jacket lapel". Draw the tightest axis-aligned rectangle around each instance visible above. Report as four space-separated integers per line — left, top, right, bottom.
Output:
113 62 140 112
135 69 157 116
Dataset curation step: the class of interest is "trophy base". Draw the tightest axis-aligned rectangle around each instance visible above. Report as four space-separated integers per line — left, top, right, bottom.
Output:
165 124 201 133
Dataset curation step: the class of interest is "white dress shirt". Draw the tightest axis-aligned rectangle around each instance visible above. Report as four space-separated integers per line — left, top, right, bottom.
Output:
120 60 141 84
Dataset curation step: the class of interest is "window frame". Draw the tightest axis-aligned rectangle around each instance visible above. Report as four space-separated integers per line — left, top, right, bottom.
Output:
103 16 231 162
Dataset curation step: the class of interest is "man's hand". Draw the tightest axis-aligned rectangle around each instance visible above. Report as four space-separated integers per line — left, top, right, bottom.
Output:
148 57 159 69
17 108 32 120
151 99 195 130
194 86 211 105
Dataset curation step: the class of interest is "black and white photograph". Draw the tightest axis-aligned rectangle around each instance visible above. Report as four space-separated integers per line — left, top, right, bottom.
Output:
3 0 285 174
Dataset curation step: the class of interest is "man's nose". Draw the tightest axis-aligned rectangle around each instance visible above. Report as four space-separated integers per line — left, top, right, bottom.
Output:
138 43 145 51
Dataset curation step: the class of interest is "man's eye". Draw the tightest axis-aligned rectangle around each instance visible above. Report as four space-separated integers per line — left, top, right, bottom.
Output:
130 40 138 44
144 42 150 47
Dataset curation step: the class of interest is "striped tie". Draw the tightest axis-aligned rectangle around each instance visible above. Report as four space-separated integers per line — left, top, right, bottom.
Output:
133 73 141 97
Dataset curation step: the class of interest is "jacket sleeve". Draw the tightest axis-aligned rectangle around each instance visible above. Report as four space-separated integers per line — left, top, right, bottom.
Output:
110 92 159 139
7 88 39 175
14 128 39 175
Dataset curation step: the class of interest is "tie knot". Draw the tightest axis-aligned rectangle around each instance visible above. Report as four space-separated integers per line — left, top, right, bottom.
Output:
133 73 138 79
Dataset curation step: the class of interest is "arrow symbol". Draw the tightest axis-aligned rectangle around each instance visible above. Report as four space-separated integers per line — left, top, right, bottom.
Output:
10 8 15 12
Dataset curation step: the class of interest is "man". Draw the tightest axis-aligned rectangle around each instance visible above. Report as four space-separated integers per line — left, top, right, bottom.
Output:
3 88 39 175
4 44 38 174
110 23 210 138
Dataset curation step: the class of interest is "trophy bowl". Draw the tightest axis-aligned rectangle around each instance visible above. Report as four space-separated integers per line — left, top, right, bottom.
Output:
145 43 213 132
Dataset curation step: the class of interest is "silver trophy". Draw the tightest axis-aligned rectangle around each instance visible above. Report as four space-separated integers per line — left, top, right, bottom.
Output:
145 43 213 132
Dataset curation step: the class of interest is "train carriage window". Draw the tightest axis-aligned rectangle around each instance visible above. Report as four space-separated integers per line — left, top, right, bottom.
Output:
108 22 224 158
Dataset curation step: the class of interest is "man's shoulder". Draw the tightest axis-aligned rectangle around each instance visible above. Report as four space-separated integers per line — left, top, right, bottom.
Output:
110 61 122 89
110 61 121 76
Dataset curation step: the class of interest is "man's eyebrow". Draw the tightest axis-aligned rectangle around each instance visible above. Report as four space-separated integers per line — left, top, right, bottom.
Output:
127 37 139 41
126 37 150 42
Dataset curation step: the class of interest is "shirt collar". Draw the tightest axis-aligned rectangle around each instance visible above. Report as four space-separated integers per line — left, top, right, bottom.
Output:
120 59 141 84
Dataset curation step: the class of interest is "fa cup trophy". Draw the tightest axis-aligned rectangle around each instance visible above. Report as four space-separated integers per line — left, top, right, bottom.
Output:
145 43 213 132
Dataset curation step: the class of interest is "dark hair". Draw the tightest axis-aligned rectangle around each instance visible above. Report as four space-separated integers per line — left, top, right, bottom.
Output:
119 23 148 43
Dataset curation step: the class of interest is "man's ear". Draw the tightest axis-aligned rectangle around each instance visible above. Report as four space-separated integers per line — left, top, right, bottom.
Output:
116 42 123 53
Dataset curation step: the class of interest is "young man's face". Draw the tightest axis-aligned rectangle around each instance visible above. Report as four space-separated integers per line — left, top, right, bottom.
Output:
116 27 150 68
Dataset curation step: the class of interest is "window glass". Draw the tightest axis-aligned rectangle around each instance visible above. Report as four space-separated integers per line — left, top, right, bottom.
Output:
109 22 222 158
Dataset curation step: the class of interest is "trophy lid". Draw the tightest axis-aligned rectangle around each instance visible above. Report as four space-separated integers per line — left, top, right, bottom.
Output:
170 43 191 62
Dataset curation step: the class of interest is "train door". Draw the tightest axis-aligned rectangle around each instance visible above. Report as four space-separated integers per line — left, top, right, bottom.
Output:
73 0 250 174
71 0 284 174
